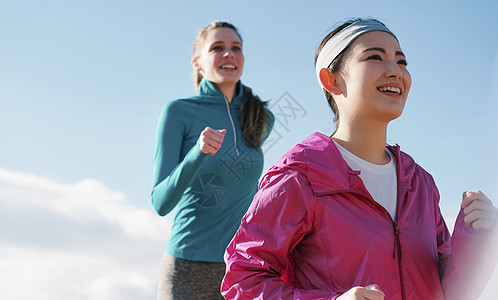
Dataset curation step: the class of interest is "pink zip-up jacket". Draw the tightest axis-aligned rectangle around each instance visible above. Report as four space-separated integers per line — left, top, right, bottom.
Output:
222 132 496 299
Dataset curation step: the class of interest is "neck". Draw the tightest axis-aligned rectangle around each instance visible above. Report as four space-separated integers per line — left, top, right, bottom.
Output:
216 82 237 103
332 118 390 165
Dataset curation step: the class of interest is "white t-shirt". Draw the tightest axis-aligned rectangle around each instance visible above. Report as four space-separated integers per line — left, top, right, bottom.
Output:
334 141 397 220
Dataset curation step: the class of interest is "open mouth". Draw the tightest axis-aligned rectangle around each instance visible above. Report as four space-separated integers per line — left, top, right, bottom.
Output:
377 86 401 95
220 64 236 70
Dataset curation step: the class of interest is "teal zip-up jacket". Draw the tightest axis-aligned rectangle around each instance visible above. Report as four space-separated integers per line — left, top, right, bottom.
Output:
152 79 274 262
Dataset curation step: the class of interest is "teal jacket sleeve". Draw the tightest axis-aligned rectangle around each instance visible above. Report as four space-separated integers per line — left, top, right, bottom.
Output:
151 101 208 216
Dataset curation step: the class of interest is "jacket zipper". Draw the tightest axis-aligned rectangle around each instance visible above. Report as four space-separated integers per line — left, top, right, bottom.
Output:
224 95 239 156
349 188 407 300
393 220 406 300
392 148 407 300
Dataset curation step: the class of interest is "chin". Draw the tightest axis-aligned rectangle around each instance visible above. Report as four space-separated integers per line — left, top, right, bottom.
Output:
380 105 405 123
387 109 405 122
221 77 240 85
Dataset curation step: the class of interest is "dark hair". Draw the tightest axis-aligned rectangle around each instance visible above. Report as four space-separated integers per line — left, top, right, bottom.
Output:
193 21 271 148
315 18 380 124
239 85 271 148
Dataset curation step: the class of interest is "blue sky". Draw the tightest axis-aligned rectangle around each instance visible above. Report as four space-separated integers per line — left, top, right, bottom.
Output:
1 1 497 299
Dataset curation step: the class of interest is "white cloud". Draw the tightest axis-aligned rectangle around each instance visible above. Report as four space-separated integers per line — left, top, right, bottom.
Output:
0 168 171 300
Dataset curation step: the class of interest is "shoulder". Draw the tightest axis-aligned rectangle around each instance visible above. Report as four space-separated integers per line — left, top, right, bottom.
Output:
160 96 206 121
259 135 320 190
256 165 315 213
399 150 434 177
265 132 346 188
394 146 438 192
260 164 309 189
274 132 338 169
163 96 202 111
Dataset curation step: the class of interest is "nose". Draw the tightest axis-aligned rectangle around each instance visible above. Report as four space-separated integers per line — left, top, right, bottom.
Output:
223 50 235 58
386 61 402 79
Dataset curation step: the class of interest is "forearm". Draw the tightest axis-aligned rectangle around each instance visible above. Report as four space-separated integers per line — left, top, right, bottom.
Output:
152 142 208 216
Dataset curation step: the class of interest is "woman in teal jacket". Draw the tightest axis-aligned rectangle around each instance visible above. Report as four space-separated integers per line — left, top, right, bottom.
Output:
152 21 273 299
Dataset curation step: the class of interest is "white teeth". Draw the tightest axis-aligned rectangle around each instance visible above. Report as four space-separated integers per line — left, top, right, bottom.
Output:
378 86 401 95
221 64 236 69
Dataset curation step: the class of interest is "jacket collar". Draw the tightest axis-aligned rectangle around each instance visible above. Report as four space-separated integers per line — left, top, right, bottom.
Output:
198 79 244 106
274 132 416 197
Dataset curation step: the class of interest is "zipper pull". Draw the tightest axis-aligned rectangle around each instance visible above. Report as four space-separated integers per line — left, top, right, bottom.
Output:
393 221 401 259
224 95 240 156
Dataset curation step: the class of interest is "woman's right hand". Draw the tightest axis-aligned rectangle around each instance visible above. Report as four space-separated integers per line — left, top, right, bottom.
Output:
336 284 385 300
199 127 226 155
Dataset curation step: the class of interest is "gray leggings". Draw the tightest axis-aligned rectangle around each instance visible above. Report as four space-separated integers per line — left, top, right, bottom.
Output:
156 253 226 300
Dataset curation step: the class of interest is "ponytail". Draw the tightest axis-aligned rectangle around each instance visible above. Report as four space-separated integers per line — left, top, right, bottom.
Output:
240 86 271 148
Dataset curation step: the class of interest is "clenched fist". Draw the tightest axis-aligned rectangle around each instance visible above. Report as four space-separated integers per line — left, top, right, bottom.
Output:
462 191 497 230
199 127 226 155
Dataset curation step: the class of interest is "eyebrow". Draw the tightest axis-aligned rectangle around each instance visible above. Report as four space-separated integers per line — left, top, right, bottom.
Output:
363 47 405 57
211 41 242 46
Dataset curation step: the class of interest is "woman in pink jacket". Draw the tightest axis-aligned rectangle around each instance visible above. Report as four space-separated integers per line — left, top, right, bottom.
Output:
222 19 498 299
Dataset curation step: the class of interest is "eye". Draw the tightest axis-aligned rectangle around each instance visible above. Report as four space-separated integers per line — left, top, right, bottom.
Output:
397 59 408 66
232 46 242 52
211 45 223 52
367 54 383 61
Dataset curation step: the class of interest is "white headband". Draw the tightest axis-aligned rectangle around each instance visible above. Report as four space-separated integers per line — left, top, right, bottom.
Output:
316 19 397 89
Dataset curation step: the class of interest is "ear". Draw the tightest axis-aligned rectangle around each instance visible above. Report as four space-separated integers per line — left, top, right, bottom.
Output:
319 68 343 96
192 57 202 72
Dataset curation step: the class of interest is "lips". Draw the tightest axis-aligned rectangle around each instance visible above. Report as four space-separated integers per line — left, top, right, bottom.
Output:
377 85 402 95
220 64 236 70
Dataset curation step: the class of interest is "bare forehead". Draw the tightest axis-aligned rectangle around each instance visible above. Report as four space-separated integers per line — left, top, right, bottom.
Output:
350 31 402 53
204 27 242 45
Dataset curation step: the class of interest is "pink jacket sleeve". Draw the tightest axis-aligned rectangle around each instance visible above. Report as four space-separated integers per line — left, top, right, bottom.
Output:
222 167 338 300
438 207 498 299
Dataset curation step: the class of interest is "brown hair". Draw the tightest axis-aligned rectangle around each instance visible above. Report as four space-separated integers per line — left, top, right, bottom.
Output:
192 21 271 148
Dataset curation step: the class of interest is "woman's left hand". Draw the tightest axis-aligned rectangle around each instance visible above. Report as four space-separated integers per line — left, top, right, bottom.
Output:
462 191 498 230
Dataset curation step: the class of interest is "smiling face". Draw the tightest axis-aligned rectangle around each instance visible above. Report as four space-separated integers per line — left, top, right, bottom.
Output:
192 27 244 89
336 31 412 124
